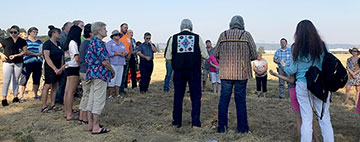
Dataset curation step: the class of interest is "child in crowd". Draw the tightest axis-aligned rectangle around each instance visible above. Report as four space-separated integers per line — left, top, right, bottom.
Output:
208 54 220 94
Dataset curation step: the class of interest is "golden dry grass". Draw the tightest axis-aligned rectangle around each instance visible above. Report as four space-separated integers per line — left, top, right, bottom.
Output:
0 53 359 142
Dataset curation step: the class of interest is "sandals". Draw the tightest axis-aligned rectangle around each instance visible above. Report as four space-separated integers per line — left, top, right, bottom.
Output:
78 119 89 125
92 128 110 134
49 105 62 112
41 107 50 113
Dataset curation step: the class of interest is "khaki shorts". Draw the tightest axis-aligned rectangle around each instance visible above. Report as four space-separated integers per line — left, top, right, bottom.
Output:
79 73 90 111
85 79 108 115
201 69 210 81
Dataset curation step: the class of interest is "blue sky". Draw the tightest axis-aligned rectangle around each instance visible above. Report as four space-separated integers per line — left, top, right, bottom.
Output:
1 0 359 44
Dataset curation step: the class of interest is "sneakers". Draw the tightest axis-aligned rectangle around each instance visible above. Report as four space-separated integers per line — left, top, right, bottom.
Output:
19 97 26 102
12 97 19 103
172 121 182 128
108 96 113 99
2 99 9 106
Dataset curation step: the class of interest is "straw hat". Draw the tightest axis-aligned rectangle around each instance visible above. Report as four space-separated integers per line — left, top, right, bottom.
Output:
349 47 359 54
110 30 121 38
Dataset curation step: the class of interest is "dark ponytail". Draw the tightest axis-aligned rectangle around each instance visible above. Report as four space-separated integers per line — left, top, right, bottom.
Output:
48 25 61 38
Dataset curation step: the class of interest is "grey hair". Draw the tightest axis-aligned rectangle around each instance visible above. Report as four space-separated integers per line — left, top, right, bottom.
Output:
91 22 106 35
180 19 193 31
229 15 245 30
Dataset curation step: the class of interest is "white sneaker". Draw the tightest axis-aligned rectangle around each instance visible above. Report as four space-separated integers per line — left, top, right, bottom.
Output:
108 96 113 99
19 97 26 102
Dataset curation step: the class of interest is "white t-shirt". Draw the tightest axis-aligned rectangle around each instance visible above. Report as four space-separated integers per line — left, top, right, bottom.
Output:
66 40 79 67
253 59 267 77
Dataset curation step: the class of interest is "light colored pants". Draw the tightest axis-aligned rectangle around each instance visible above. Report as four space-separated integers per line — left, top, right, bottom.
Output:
278 68 290 98
79 73 90 111
296 81 334 142
2 62 23 96
86 79 107 115
108 65 124 87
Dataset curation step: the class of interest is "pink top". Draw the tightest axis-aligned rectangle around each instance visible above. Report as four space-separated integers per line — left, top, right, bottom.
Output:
208 54 219 72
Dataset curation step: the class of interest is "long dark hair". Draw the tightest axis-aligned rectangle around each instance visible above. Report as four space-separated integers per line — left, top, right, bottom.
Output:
292 20 324 62
63 26 82 51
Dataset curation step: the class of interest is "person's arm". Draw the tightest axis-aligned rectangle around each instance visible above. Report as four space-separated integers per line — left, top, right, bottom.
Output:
0 43 7 61
246 32 258 61
138 51 150 61
273 51 280 64
165 36 173 61
75 54 80 66
105 42 116 57
10 45 27 60
214 32 225 59
199 37 209 60
150 43 157 52
269 70 295 83
252 63 256 72
259 63 268 75
209 62 218 69
43 50 60 74
101 60 115 78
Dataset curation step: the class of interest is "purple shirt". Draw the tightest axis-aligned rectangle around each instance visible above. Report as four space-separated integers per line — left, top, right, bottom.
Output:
105 39 127 65
85 37 111 82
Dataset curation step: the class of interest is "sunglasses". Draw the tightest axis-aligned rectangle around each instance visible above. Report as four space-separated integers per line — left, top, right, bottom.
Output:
114 34 121 37
145 38 151 40
10 31 18 34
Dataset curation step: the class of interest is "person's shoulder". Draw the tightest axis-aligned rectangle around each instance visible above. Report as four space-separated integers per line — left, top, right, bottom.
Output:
36 39 43 44
262 58 268 63
69 40 77 46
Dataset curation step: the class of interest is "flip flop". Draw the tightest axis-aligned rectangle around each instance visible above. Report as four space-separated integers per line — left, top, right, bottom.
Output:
49 105 62 112
41 107 49 113
92 128 110 134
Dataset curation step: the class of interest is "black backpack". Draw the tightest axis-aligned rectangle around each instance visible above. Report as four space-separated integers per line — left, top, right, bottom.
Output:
305 50 347 119
322 52 348 92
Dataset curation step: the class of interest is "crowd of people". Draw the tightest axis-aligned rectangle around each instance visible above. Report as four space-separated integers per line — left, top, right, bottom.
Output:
0 15 359 141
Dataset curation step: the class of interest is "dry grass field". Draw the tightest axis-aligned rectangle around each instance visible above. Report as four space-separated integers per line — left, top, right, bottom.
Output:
0 53 359 142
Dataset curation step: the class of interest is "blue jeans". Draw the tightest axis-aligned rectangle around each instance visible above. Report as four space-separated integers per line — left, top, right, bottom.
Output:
120 61 129 92
163 61 173 92
139 61 153 92
172 70 202 126
218 79 249 133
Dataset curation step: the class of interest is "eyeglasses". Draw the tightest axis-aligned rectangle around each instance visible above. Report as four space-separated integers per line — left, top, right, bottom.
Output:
10 31 18 34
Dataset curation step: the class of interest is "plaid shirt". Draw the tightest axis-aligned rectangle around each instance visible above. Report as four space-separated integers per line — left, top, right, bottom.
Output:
214 29 257 80
273 48 291 67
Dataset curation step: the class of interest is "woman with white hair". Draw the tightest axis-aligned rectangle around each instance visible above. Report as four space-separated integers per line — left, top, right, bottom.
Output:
85 22 115 134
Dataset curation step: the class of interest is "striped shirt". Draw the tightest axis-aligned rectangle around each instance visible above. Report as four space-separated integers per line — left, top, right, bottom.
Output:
214 29 257 80
24 39 43 64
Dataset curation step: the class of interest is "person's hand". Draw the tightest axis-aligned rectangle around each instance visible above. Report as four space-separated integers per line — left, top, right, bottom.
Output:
54 68 62 75
1 55 8 62
36 53 42 56
9 55 16 60
352 74 356 79
269 70 278 77
145 56 151 61
110 70 115 79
